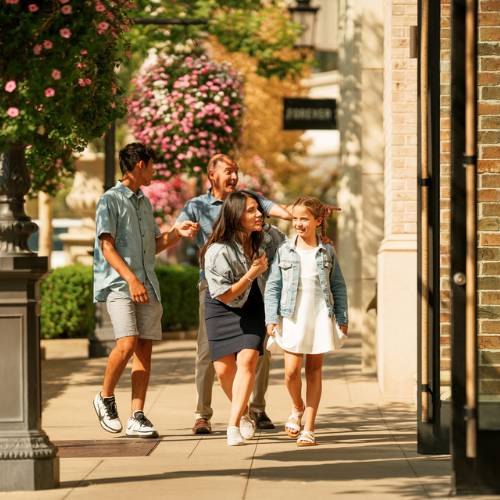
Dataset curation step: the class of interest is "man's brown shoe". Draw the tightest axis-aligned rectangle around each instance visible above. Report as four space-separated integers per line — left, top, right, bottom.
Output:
249 409 275 429
192 418 212 434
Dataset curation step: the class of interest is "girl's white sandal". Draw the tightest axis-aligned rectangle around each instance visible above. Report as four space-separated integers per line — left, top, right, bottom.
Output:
285 401 305 438
297 430 316 447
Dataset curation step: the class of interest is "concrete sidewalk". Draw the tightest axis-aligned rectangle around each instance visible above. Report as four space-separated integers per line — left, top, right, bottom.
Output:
1 334 487 499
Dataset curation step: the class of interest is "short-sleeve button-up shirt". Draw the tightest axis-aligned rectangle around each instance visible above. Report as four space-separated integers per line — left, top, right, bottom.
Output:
93 181 162 303
176 188 276 282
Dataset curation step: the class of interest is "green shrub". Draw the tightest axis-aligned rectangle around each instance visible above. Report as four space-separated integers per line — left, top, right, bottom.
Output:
39 264 200 339
40 264 95 339
155 265 200 331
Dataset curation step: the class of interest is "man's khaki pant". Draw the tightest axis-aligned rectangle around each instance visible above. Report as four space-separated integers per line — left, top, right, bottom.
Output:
195 281 271 420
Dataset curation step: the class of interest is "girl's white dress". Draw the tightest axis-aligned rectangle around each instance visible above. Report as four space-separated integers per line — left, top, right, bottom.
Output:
267 246 346 354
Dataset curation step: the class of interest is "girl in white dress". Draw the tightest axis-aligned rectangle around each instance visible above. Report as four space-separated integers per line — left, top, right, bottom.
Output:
265 197 348 446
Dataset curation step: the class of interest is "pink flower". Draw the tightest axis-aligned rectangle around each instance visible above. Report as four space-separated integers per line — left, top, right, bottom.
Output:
193 166 201 172
33 44 42 54
85 78 92 85
45 88 55 97
59 0 70 3
60 28 71 38
95 3 105 11
61 5 72 14
51 70 61 80
110 102 116 108
98 22 109 30
80 49 87 55
125 51 131 59
28 4 39 11
78 79 86 87
5 0 19 4
5 81 16 93
43 40 53 49
26 145 32 150
112 86 117 94
7 107 19 117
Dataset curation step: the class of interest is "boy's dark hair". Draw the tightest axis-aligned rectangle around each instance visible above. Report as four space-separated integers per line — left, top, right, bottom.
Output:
118 142 157 174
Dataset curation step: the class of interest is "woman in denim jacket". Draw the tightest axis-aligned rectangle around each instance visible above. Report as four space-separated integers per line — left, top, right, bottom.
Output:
265 197 348 447
199 191 284 446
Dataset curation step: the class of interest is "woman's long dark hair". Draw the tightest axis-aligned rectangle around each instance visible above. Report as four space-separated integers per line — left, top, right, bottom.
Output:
199 191 266 268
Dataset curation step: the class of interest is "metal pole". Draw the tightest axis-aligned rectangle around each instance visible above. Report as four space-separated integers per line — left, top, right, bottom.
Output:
420 0 430 424
464 0 477 459
104 124 116 192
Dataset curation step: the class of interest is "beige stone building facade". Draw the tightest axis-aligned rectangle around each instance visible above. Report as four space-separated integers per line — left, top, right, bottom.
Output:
334 0 500 402
336 0 418 397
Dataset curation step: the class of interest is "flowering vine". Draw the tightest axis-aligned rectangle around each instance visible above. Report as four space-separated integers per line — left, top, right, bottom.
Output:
0 0 135 195
237 156 277 200
128 53 245 177
140 176 193 227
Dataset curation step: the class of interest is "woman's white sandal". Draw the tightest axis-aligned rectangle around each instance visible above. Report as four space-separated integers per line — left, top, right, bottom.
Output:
297 430 316 447
285 401 305 438
227 426 244 446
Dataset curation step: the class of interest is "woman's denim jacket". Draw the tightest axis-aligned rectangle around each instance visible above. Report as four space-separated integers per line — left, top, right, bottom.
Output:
204 225 286 308
264 236 348 326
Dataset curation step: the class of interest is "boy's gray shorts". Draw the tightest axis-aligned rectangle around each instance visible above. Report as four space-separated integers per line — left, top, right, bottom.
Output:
106 290 163 341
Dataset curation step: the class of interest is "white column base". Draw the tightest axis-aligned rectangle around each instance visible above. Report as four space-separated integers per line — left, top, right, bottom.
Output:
376 233 418 397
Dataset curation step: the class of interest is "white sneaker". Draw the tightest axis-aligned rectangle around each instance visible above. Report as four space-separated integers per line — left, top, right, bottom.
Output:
93 392 122 433
227 426 244 446
239 412 256 440
126 411 159 438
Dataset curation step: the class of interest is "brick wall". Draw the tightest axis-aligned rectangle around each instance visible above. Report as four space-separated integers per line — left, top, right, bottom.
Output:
478 0 500 399
440 0 451 395
383 0 418 238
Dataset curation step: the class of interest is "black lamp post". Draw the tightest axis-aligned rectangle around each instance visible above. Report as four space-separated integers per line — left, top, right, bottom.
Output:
288 0 320 50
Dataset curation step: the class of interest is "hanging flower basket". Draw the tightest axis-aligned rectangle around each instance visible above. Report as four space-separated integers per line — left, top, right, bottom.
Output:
128 53 245 178
0 0 134 195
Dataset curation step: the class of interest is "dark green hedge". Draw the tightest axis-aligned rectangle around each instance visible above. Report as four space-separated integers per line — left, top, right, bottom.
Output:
155 265 200 331
40 264 95 339
40 264 200 339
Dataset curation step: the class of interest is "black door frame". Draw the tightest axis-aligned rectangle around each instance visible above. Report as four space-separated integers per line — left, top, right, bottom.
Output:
417 0 450 455
450 0 500 494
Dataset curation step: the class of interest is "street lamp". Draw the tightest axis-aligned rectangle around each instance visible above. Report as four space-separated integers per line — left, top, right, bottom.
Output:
288 0 320 50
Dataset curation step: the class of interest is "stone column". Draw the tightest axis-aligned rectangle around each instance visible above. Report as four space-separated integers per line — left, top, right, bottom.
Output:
337 0 363 335
360 0 385 373
337 0 385 374
0 142 59 491
377 0 418 397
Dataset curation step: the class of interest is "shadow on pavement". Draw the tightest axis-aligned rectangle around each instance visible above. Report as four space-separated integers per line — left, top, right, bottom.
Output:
42 343 197 410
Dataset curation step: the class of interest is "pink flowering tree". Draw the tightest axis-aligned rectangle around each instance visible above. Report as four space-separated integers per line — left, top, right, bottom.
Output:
0 0 135 195
237 155 277 200
140 176 193 227
128 53 245 178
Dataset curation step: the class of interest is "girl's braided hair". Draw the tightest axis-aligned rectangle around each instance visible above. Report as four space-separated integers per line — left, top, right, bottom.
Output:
293 197 327 237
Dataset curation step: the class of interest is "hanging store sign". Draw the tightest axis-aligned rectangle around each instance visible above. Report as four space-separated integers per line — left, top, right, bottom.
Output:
283 98 337 130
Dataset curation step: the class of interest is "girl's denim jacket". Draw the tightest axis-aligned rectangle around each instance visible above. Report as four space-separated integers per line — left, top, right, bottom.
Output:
264 236 348 326
204 225 286 308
